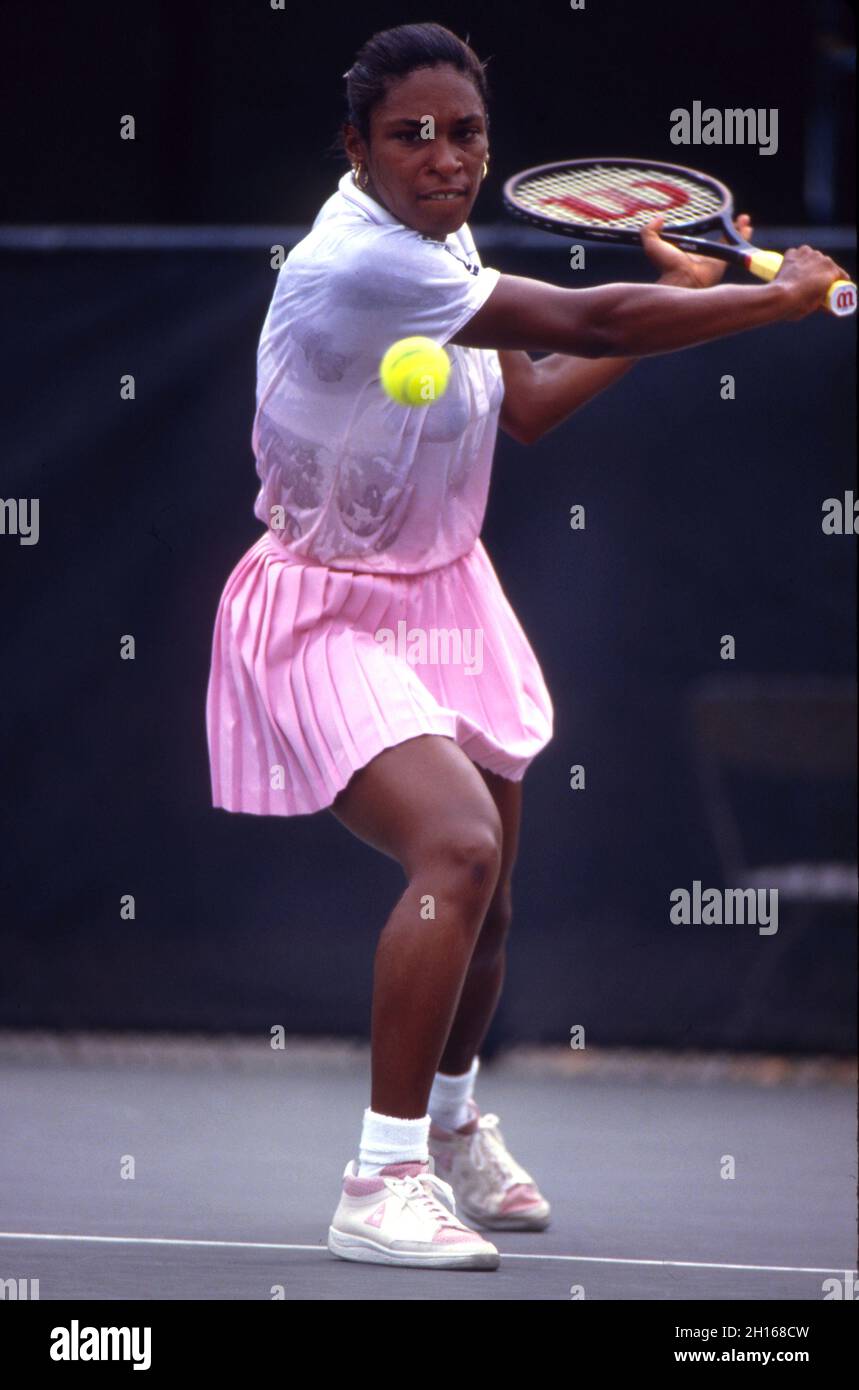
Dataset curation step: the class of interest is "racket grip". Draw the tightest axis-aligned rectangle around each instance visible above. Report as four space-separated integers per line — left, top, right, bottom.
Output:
746 249 784 280
825 279 857 317
747 249 857 317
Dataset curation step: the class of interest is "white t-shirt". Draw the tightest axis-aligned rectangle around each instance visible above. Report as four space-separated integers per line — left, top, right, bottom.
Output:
252 170 504 573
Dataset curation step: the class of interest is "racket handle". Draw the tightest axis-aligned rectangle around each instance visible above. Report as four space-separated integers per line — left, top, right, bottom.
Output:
746 248 857 317
824 279 858 317
745 249 784 280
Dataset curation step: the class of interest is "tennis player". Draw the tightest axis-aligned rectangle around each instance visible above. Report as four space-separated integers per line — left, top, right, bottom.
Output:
205 23 847 1270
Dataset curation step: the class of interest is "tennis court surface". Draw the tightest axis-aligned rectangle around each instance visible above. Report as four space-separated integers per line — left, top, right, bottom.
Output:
1 1033 855 1301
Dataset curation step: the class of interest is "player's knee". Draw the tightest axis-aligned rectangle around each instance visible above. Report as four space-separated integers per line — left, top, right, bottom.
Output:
416 814 503 906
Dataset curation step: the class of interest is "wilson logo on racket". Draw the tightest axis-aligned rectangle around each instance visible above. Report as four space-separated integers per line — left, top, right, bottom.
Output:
541 178 692 222
832 285 856 317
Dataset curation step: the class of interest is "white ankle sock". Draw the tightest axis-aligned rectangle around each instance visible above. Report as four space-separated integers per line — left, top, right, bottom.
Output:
428 1056 480 1132
357 1108 431 1176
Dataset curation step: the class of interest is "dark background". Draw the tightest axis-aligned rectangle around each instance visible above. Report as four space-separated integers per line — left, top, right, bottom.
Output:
0 0 855 1051
0 0 856 227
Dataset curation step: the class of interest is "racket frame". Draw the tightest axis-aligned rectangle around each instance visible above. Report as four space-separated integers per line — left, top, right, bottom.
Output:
502 155 857 317
502 156 739 249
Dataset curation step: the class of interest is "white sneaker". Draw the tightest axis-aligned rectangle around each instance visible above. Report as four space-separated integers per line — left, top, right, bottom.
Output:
327 1158 500 1269
429 1102 551 1231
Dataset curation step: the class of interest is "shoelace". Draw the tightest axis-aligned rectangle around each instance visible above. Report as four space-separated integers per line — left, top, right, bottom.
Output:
468 1114 533 1190
384 1171 465 1230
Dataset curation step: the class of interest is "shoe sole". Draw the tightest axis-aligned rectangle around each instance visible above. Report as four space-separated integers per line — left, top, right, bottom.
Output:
327 1226 500 1270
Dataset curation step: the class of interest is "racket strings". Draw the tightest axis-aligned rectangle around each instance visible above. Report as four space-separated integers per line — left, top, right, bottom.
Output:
514 164 724 230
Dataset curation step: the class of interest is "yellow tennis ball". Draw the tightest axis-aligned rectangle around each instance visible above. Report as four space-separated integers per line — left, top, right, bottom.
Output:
379 336 451 407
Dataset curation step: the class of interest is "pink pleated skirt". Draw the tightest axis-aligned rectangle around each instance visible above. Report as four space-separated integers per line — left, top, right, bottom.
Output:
205 530 554 817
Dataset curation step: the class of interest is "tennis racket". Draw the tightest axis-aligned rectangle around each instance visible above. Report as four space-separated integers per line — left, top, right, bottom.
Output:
502 157 856 318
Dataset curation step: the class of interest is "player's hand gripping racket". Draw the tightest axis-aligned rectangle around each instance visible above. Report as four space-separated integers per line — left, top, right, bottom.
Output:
502 157 856 317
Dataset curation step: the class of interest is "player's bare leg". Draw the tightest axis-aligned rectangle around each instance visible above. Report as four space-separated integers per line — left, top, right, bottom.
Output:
437 767 522 1074
329 733 503 1118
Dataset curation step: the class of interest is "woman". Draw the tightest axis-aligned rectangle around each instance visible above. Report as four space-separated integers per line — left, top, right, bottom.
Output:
206 23 845 1271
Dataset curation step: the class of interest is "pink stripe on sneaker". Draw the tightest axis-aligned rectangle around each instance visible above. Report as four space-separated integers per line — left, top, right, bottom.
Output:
343 1159 427 1196
343 1175 386 1196
499 1183 542 1213
432 1227 485 1245
378 1161 429 1177
429 1114 478 1140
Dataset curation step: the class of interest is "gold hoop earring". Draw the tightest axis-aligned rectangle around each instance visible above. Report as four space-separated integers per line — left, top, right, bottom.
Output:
353 162 369 190
482 159 489 180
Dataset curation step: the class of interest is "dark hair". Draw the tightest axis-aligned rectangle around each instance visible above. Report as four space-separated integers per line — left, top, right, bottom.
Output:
328 22 491 159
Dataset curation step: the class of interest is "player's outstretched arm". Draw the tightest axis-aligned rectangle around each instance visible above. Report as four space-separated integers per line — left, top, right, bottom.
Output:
496 213 760 444
452 246 849 360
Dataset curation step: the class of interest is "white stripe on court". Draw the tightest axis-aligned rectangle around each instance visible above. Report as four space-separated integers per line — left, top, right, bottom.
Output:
0 1231 853 1276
